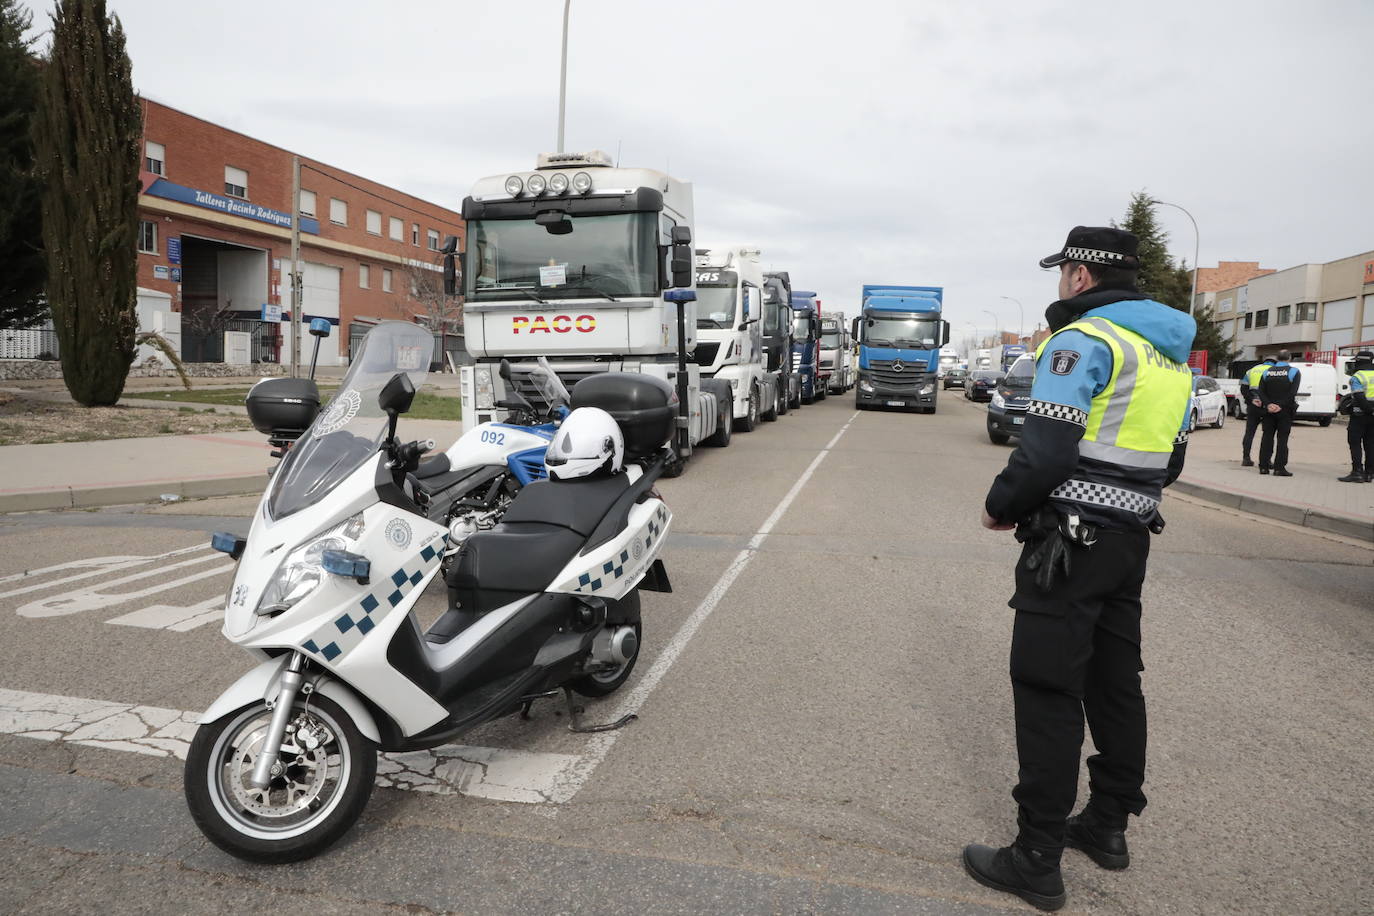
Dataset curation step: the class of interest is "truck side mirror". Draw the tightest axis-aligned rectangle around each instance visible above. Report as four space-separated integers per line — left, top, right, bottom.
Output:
942 320 951 346
669 225 693 288
850 317 860 341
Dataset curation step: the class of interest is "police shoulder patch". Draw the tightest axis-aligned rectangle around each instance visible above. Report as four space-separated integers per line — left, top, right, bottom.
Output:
1050 350 1081 375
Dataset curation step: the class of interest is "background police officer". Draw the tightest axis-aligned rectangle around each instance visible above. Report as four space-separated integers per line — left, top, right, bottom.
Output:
1257 350 1301 476
1239 357 1275 466
966 226 1196 912
1339 349 1374 483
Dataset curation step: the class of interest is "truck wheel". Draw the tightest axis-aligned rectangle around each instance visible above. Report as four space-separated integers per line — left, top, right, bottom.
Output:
777 386 789 415
762 386 779 422
735 388 759 432
816 383 827 401
707 403 732 447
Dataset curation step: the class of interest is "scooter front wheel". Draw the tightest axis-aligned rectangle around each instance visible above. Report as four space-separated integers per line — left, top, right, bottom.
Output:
184 692 376 864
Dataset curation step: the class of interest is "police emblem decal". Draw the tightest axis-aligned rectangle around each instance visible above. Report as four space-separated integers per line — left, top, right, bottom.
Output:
1050 350 1080 376
384 518 413 549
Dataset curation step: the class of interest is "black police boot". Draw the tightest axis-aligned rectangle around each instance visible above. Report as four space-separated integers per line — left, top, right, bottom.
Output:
1259 467 1270 475
1066 806 1130 869
962 843 1065 912
1274 467 1293 477
1365 471 1374 483
1338 465 1364 482
1241 456 1254 467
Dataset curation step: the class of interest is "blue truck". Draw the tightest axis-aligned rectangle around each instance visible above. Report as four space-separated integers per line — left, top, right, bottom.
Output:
790 290 825 404
850 284 949 412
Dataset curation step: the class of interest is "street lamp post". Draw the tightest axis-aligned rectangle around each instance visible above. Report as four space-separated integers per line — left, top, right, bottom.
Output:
1000 296 1024 342
983 310 1000 347
1152 198 1200 317
556 0 571 153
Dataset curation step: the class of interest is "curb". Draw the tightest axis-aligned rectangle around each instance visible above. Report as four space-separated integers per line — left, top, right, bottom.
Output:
1172 479 1374 543
0 474 266 514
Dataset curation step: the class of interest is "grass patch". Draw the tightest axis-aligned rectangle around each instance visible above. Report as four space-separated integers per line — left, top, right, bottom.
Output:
144 385 461 421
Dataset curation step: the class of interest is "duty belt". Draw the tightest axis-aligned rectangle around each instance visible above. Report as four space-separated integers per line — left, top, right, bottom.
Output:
1050 478 1160 517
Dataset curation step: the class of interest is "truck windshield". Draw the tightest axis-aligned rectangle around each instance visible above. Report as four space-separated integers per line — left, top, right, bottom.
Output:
695 270 738 329
863 312 939 348
465 212 659 301
821 330 842 348
792 314 811 339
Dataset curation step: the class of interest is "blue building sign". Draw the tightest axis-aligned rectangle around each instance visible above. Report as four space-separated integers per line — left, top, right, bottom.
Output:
166 236 181 264
143 178 320 235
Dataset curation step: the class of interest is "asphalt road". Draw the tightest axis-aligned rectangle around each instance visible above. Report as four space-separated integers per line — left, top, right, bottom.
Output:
1 393 1370 915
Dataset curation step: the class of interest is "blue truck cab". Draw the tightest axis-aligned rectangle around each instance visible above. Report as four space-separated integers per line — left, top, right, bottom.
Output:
791 291 824 404
851 285 949 412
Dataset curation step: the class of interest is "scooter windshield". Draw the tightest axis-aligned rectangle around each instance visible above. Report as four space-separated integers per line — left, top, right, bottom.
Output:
268 322 435 519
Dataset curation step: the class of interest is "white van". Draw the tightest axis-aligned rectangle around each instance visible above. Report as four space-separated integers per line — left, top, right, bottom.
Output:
1289 361 1338 426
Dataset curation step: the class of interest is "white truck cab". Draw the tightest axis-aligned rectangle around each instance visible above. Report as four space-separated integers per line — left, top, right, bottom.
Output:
819 316 854 394
693 246 780 430
453 150 731 468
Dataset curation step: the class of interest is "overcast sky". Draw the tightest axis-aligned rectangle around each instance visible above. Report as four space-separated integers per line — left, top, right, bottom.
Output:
22 0 1374 342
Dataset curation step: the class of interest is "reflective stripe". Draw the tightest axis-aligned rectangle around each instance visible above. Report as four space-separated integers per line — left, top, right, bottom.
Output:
1077 317 1137 447
1078 439 1171 468
1051 479 1160 516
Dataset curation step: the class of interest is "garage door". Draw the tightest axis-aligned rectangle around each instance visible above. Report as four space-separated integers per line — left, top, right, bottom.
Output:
283 260 342 367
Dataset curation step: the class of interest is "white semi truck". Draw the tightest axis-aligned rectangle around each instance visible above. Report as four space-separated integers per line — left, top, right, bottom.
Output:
447 150 731 472
693 246 781 430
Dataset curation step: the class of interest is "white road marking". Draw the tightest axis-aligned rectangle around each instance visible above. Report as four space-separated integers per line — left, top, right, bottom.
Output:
0 545 210 599
17 551 229 618
549 412 862 804
105 596 224 631
0 687 582 804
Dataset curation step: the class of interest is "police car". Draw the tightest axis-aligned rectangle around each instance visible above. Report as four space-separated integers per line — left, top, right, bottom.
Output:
1189 375 1227 431
987 354 1034 444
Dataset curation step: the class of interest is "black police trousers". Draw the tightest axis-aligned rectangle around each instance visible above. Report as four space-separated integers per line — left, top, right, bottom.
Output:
1259 408 1294 470
1241 405 1264 459
1008 525 1150 856
1349 413 1374 470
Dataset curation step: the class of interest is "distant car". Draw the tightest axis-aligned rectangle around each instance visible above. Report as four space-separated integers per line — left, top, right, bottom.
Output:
987 355 1034 444
964 369 1003 402
943 368 969 389
1189 375 1227 431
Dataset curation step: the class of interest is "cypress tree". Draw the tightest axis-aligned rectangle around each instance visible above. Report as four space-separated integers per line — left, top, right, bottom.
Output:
0 0 46 329
31 0 140 406
1115 191 1191 311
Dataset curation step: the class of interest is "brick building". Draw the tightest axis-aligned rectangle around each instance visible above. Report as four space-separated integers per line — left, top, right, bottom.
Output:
135 98 463 368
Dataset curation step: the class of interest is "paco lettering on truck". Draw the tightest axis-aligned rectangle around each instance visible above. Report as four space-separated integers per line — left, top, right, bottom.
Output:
511 314 596 334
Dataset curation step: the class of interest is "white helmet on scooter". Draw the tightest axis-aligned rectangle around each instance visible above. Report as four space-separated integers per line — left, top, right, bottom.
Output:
544 407 624 480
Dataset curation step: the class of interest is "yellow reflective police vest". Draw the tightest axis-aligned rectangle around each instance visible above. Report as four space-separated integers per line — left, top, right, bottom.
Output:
1036 316 1193 470
1352 368 1374 393
1244 362 1268 390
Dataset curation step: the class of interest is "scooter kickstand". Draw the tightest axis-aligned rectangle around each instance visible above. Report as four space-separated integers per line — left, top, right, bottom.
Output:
520 689 561 720
562 687 637 734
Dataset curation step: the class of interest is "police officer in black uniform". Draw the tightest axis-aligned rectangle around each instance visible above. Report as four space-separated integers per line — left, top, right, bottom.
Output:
963 227 1196 912
1257 349 1301 477
1239 357 1275 466
1340 350 1374 482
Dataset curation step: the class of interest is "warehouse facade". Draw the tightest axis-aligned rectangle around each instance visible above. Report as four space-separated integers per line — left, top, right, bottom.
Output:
135 98 463 368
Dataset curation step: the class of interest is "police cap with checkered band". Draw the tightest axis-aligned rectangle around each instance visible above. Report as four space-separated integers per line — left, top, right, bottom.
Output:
1039 226 1142 270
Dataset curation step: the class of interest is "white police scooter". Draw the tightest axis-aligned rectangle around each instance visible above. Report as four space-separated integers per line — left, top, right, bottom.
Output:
186 320 676 863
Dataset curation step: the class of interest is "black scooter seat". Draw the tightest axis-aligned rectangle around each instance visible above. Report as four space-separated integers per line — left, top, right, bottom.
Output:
498 474 631 536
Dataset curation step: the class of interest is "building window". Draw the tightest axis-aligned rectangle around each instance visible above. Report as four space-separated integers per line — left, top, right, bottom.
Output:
138 220 157 254
411 223 420 246
224 165 247 199
382 269 393 293
1296 302 1318 322
1276 305 1291 326
1254 309 1269 328
1243 313 1253 330
389 216 403 241
298 189 316 217
359 264 370 289
330 198 347 225
144 141 164 176
366 209 382 235
427 229 439 251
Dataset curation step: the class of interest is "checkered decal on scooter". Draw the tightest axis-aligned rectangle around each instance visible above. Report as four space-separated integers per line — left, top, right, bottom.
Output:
573 505 669 595
301 534 447 664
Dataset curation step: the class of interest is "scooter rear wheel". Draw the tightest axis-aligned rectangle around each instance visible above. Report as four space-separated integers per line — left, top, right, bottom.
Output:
571 621 643 698
184 692 376 864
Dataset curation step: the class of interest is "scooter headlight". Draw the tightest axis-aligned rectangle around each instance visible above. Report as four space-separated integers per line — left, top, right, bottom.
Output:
257 536 345 616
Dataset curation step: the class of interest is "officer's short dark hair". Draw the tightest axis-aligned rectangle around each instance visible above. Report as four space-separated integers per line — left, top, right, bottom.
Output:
1068 260 1139 289
1277 349 1291 361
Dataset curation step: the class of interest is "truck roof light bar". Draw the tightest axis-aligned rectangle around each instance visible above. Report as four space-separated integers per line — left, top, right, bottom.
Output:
536 150 614 169
504 175 524 196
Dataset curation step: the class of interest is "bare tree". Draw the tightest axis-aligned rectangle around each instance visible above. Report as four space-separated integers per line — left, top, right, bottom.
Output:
402 255 462 365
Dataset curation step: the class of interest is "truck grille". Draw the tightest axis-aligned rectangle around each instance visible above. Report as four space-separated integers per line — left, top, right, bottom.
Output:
693 342 720 367
869 358 928 388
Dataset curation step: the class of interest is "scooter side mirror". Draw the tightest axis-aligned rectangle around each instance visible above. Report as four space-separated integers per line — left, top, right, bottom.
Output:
378 372 416 416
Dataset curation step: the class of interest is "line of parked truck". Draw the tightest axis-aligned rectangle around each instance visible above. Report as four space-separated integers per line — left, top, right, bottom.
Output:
445 149 951 475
